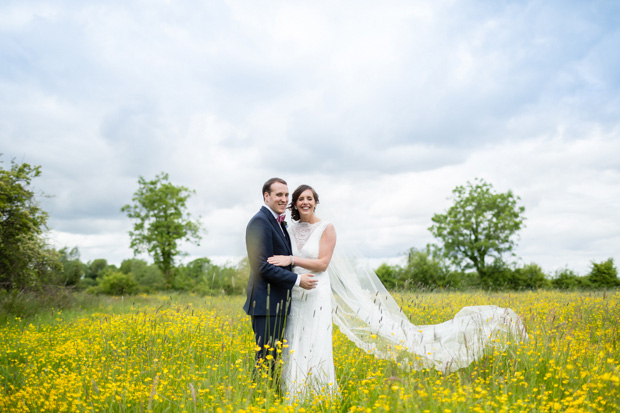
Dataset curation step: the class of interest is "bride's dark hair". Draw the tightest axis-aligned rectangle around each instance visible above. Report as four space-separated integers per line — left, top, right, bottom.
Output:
289 184 320 221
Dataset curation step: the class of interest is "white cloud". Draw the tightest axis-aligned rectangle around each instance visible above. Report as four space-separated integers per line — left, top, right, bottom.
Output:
1 0 619 276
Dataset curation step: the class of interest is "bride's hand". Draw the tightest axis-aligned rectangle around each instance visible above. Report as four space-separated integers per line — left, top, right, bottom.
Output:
267 255 292 267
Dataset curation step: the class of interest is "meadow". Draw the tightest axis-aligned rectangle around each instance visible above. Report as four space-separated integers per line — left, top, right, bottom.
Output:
1 290 618 412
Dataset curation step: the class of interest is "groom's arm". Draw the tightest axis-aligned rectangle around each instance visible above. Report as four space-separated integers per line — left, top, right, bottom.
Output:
246 217 298 288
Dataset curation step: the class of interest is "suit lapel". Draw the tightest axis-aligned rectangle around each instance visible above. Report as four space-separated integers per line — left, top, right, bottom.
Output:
283 224 292 252
261 206 292 254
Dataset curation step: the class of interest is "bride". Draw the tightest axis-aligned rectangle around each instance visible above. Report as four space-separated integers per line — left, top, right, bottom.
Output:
268 184 527 401
267 184 338 399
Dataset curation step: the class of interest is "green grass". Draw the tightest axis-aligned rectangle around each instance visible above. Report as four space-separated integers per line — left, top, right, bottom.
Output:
1 290 619 412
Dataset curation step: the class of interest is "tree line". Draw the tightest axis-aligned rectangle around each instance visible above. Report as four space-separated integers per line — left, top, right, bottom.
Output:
59 250 249 296
0 157 248 299
375 247 617 291
1 157 618 306
376 178 618 291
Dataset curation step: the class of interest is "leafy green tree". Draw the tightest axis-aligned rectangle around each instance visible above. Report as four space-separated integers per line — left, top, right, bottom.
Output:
587 258 619 288
175 257 245 295
58 246 86 287
429 178 526 283
119 258 165 291
401 247 454 289
121 173 203 288
375 263 400 290
0 157 61 290
233 257 250 295
511 263 550 290
85 259 109 280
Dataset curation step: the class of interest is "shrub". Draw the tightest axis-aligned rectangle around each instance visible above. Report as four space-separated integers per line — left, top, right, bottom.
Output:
511 263 550 290
403 248 449 289
477 260 514 290
587 258 619 289
90 270 138 296
174 258 247 295
77 277 98 290
551 268 590 290
120 258 165 291
85 259 110 280
375 263 400 290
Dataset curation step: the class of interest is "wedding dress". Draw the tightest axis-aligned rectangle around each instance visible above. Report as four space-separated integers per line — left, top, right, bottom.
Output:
282 220 528 399
282 220 337 400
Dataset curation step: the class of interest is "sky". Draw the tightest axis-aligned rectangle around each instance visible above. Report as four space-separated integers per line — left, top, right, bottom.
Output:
1 0 619 275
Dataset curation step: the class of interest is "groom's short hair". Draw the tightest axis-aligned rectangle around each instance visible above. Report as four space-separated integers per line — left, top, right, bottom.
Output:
262 177 287 196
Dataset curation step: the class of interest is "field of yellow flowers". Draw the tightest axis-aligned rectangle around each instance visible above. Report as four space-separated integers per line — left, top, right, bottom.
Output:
1 290 618 412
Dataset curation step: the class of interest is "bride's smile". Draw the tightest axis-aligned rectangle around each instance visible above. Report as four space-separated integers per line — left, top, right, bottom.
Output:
296 189 318 222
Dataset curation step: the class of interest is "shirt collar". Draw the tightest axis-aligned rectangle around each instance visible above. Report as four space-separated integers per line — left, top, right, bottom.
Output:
265 205 282 220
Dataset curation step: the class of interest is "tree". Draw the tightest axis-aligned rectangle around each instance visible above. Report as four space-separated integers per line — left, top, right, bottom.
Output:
91 269 138 296
121 172 203 287
174 258 245 295
552 268 590 290
375 263 400 290
119 258 165 291
85 259 109 280
0 157 60 290
587 258 619 288
429 178 526 282
58 246 86 287
510 263 550 290
401 247 452 289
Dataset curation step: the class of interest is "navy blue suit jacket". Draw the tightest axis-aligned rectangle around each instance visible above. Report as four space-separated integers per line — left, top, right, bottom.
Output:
243 206 297 317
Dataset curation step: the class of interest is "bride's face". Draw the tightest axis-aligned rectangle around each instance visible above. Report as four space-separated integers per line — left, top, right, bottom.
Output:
296 189 316 219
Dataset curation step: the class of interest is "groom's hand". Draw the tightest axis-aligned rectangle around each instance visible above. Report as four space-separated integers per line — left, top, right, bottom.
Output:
299 273 317 290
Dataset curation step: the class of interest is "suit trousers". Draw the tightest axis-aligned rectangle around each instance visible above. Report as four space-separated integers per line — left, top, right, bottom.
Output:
251 314 287 369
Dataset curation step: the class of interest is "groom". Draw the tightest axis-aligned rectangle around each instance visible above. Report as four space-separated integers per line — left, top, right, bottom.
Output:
244 177 317 373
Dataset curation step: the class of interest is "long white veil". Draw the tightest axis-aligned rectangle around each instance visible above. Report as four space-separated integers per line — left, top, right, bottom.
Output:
328 248 528 374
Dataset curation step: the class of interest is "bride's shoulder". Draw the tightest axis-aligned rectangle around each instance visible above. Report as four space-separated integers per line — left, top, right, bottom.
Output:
314 218 334 229
319 221 336 237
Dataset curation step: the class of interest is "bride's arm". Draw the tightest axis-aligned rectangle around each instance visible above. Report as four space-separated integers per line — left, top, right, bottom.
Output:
267 224 337 272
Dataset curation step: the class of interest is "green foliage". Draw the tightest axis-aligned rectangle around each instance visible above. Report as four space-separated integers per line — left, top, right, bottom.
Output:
0 157 62 291
375 247 467 291
402 247 456 289
551 268 590 290
511 263 550 290
174 257 249 295
79 277 98 289
429 178 526 284
587 258 619 288
85 259 110 280
121 172 203 288
58 246 86 287
375 263 400 290
119 258 165 292
473 260 551 290
475 259 512 289
90 270 138 296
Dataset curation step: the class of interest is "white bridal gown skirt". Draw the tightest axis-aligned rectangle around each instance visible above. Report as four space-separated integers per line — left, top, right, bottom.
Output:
282 271 337 400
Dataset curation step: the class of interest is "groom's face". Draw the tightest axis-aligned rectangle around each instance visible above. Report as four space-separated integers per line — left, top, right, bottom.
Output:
264 182 289 215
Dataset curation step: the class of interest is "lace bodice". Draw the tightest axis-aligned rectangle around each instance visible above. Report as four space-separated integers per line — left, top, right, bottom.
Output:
289 220 329 270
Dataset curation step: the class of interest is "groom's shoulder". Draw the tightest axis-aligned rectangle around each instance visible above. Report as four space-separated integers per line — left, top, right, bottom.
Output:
247 207 269 226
